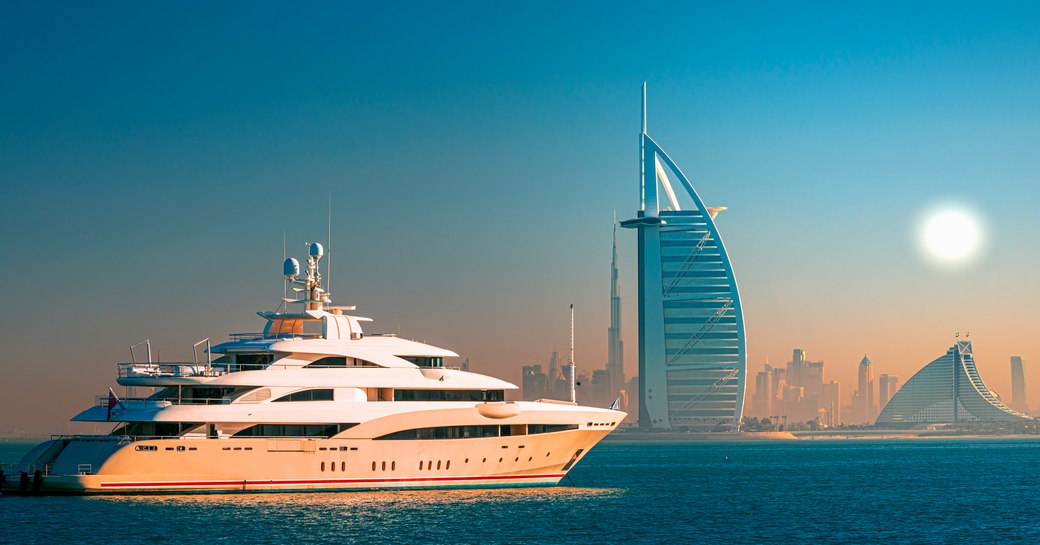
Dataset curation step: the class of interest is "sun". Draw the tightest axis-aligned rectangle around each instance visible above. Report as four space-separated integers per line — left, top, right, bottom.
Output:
916 204 985 268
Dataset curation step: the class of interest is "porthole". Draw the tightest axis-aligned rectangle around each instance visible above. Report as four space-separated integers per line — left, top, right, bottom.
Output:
482 458 487 463
445 460 450 470
321 462 326 472
341 461 346 471
465 458 469 463
514 457 519 462
331 461 336 472
382 461 386 471
499 457 503 462
437 460 441 470
419 461 424 470
546 452 550 457
372 461 376 471
392 461 396 471
528 457 532 462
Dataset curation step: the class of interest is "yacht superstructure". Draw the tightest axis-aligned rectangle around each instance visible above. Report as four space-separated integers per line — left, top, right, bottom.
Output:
1 243 624 494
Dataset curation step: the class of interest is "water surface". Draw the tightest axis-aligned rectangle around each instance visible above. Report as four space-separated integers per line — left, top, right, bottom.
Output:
3 439 1040 544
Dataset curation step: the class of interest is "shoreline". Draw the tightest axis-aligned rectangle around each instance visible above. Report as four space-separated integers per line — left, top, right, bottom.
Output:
603 430 1040 442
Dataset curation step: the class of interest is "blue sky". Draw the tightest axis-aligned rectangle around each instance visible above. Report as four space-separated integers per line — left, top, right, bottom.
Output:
3 1 1040 431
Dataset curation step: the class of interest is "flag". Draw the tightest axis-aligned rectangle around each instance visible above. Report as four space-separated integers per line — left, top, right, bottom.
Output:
609 396 621 411
107 388 124 420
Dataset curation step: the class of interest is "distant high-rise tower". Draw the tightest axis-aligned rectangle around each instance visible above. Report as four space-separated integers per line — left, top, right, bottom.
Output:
821 380 841 426
605 217 625 400
752 364 773 417
878 374 899 412
1010 356 1026 412
857 356 875 423
621 83 746 430
788 349 806 389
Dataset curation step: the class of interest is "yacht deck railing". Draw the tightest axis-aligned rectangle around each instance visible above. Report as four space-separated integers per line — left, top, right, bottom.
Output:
94 396 231 407
117 362 225 379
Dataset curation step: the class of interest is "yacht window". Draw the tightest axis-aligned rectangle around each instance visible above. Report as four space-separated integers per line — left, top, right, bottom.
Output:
400 356 444 368
235 353 275 370
210 353 275 372
153 386 240 404
235 388 272 403
375 425 501 440
232 423 357 437
112 422 202 437
527 424 578 434
273 389 334 402
393 389 505 402
304 357 347 368
304 357 380 368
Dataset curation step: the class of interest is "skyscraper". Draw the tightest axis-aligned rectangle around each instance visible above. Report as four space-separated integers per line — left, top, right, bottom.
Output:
821 380 841 426
878 374 899 412
857 356 875 423
605 218 625 401
788 349 806 389
621 84 746 430
752 364 773 417
521 364 548 401
1010 356 1026 412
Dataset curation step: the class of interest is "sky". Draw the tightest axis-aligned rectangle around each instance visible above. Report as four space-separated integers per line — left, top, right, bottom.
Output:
2 1 1040 433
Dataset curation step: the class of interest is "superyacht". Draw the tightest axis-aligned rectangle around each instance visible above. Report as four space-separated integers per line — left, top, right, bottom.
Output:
1 242 623 494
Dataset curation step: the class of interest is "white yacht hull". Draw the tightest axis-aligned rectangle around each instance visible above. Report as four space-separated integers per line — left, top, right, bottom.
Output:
2 429 609 494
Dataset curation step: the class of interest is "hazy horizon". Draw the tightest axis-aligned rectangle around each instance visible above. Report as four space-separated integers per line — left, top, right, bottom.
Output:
3 2 1040 433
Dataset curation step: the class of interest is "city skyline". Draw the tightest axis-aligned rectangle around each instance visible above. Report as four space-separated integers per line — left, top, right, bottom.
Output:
4 3 1040 433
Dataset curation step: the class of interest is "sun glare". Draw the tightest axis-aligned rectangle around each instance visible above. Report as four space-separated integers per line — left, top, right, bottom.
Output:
916 204 985 268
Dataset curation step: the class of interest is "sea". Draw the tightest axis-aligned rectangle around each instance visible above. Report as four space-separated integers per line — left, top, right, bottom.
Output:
2 438 1040 544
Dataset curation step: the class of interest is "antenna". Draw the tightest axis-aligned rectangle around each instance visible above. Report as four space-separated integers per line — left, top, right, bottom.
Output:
327 192 332 298
283 231 287 301
569 304 576 404
641 81 647 134
640 81 647 211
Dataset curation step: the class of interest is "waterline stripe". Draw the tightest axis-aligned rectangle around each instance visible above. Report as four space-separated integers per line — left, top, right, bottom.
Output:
100 473 566 488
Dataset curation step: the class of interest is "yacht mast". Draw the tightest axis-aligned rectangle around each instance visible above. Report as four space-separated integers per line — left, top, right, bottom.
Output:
570 304 576 404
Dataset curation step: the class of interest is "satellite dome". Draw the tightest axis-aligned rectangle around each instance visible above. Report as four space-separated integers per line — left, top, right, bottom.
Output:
283 257 300 278
309 242 324 260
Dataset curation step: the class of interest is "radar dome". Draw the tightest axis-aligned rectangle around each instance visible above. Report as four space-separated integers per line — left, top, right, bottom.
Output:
309 242 324 260
283 257 300 278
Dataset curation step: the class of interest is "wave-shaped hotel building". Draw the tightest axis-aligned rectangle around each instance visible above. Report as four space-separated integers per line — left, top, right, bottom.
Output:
876 340 1030 425
622 85 746 431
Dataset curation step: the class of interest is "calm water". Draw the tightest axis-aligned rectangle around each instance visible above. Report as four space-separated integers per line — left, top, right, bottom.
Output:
2 438 1040 544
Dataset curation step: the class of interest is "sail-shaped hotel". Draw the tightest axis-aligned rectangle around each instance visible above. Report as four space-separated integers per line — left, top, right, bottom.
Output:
621 85 746 431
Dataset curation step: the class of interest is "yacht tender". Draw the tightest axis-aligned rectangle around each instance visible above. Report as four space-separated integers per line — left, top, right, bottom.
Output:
1 242 624 494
